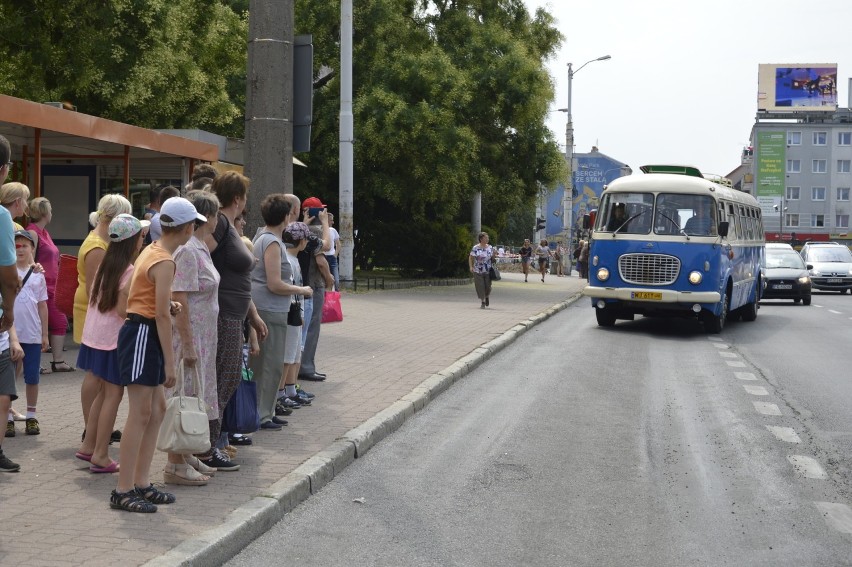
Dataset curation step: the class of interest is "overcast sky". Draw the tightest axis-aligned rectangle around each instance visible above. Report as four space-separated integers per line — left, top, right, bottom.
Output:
523 0 852 178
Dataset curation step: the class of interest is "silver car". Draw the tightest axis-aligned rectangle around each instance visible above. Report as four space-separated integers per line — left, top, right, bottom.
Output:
800 243 852 293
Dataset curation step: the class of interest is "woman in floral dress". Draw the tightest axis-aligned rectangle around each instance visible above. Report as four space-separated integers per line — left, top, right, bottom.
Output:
162 191 221 484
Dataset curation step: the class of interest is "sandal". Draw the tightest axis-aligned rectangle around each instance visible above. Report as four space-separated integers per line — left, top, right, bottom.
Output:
40 366 51 375
110 489 157 513
135 483 176 504
50 361 75 373
185 455 216 476
163 462 209 486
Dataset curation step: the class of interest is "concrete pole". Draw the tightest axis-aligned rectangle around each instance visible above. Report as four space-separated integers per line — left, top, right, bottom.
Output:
339 0 355 284
472 192 481 236
245 0 293 233
564 62 574 246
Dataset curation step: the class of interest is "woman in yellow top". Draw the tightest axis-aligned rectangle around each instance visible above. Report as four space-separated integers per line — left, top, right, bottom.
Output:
75 194 131 430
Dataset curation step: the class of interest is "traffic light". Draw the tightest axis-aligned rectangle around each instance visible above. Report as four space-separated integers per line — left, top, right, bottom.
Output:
535 217 546 231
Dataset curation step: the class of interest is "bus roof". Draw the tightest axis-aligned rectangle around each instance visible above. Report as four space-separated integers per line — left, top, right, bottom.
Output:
604 172 760 207
639 164 703 177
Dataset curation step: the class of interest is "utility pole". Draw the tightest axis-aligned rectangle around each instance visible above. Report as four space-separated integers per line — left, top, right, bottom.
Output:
339 0 355 283
245 0 294 231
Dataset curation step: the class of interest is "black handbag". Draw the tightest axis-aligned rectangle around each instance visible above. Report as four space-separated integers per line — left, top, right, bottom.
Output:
287 300 302 326
488 265 501 281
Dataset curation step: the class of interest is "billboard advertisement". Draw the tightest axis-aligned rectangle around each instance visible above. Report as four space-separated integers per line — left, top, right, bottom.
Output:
754 131 785 218
545 152 629 240
757 64 838 112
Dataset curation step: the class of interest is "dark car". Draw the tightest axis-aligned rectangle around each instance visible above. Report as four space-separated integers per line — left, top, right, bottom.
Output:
800 243 852 293
763 244 812 304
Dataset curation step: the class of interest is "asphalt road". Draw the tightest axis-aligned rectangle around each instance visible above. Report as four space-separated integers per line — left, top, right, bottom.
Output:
227 293 852 567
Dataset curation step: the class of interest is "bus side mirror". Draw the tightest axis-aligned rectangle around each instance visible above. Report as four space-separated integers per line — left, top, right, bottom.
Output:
718 221 729 237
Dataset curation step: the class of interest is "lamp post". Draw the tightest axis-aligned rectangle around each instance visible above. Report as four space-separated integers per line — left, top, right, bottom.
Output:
773 199 787 241
557 55 611 247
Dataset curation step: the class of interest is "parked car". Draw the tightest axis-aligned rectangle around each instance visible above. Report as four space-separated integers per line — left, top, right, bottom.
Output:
763 244 811 304
800 243 852 293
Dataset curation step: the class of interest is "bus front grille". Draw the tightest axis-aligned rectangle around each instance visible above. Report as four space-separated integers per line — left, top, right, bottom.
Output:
618 253 680 285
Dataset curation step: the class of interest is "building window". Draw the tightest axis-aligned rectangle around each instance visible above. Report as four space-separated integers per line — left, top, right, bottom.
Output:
786 186 800 200
838 160 851 173
786 159 801 173
786 213 799 228
813 132 827 145
812 159 827 173
837 215 850 230
838 187 850 201
839 132 852 146
812 187 826 201
787 131 802 145
811 214 825 228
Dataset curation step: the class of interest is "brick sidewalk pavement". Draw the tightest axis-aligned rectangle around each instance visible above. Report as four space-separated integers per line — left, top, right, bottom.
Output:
0 272 586 566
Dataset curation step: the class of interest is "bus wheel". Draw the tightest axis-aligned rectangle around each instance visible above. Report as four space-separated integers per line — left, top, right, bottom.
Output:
702 291 728 333
740 294 758 322
595 307 617 327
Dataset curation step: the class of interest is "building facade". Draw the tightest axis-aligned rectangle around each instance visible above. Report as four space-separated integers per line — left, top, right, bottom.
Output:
752 108 852 243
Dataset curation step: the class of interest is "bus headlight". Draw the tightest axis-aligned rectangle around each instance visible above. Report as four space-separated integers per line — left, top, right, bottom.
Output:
597 267 610 281
688 271 703 285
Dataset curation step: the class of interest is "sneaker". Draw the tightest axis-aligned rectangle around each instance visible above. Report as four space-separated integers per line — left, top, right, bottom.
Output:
5 421 14 438
202 449 240 472
0 452 20 472
278 396 301 409
25 418 40 436
275 401 293 416
295 385 315 399
287 393 312 406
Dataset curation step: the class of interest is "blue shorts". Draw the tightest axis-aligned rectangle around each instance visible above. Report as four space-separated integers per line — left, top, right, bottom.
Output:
77 344 121 386
117 319 164 387
21 343 42 385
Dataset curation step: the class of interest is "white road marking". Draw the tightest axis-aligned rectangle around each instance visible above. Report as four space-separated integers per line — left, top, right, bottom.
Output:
735 372 758 381
788 455 828 479
719 352 738 358
726 360 747 368
828 309 842 314
707 336 723 341
766 425 801 443
753 401 782 416
743 385 769 396
711 343 729 349
814 502 852 534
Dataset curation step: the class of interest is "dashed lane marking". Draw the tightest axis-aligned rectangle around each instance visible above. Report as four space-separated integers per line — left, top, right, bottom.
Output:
743 385 769 396
719 351 738 358
707 336 723 342
753 401 782 416
788 455 828 479
735 372 758 381
766 425 801 443
814 502 852 534
828 309 842 314
726 360 747 368
711 343 729 349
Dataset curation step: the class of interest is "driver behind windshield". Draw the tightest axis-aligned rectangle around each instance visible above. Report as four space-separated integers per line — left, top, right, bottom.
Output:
607 203 627 231
684 200 717 236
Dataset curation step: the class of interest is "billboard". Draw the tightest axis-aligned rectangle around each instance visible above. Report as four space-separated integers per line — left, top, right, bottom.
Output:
757 64 838 112
754 131 786 218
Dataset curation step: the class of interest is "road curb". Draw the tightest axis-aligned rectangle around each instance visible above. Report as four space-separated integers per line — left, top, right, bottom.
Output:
143 292 582 567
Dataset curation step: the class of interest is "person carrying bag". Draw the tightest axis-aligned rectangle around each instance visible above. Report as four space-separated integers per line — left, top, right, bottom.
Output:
156 361 211 455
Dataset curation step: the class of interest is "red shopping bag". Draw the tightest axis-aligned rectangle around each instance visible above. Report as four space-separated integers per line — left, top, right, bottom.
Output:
55 254 78 318
321 290 343 323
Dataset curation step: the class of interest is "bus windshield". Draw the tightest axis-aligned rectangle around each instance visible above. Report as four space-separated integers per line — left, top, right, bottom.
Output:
598 192 717 236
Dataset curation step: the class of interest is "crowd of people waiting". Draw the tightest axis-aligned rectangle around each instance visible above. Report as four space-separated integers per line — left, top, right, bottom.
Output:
0 135 341 513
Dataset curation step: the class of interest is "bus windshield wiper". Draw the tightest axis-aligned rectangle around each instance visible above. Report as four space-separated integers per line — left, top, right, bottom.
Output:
612 211 645 236
656 212 689 240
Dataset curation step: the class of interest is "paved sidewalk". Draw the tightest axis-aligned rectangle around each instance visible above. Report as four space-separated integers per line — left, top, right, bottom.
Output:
0 272 586 566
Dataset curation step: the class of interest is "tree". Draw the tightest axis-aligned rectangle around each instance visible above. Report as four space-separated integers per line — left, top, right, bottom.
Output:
294 0 565 275
0 0 247 136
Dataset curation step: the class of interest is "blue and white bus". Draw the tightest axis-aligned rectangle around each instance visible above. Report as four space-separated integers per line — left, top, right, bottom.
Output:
582 165 765 333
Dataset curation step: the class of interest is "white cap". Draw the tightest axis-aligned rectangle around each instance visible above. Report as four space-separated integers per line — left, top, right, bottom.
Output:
159 197 207 227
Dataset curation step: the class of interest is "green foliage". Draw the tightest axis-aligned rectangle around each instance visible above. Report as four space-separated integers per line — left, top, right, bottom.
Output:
0 0 247 136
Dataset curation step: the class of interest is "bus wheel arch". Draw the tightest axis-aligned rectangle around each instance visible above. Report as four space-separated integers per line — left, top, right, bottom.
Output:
702 280 731 333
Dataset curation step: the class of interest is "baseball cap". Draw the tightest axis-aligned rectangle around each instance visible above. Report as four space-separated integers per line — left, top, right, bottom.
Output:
302 197 325 209
109 214 149 242
160 197 207 227
13 229 34 244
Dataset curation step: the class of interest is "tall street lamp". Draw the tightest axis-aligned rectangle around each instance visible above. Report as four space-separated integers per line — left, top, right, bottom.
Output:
773 199 787 241
557 55 611 245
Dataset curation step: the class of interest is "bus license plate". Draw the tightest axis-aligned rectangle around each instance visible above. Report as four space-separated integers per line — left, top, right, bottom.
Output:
632 291 662 300
827 278 842 283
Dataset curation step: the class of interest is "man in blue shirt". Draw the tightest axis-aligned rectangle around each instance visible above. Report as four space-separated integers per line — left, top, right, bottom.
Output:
0 135 22 472
684 200 716 236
